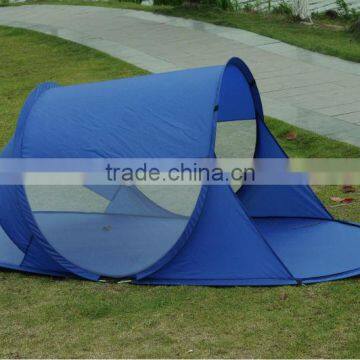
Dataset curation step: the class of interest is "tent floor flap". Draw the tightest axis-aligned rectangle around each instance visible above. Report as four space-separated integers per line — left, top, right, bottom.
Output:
255 218 360 282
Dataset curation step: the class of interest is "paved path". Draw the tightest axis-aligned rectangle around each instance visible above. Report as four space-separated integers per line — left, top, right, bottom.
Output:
0 5 359 146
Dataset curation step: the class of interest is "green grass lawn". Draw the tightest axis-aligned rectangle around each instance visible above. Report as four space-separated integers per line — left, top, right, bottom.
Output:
15 0 360 63
0 25 359 358
156 5 360 63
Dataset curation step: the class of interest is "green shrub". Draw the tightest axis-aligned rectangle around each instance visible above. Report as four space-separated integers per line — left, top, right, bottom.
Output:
0 0 9 6
272 1 292 15
118 0 143 4
241 0 261 12
218 0 233 10
349 17 360 39
336 0 349 16
195 0 234 10
153 0 183 5
180 0 237 10
336 0 359 20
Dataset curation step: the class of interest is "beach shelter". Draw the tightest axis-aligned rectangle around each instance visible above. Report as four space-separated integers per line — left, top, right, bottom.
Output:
0 57 359 285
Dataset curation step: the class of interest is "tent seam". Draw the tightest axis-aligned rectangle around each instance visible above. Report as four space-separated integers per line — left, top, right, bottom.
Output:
134 66 225 280
227 58 299 283
13 82 99 280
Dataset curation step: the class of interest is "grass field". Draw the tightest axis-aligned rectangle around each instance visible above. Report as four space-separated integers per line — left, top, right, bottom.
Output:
0 25 359 358
16 0 360 63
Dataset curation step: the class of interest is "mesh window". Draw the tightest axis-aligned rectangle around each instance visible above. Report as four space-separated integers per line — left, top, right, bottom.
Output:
26 183 200 277
215 120 257 192
0 225 24 266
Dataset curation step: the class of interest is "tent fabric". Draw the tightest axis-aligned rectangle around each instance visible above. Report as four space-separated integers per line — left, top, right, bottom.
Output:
217 61 255 121
135 185 297 285
33 211 188 277
0 57 359 285
104 186 182 218
0 225 24 266
237 120 333 220
255 218 360 281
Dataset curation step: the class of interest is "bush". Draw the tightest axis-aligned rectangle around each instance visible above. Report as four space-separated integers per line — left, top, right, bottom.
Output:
198 0 231 10
272 1 292 15
240 0 262 12
216 0 234 10
242 2 255 11
336 0 349 16
336 0 359 20
0 0 9 6
349 17 360 38
176 0 239 11
153 0 183 5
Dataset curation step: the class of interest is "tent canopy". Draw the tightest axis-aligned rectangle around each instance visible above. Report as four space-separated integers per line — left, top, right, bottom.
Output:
0 57 359 285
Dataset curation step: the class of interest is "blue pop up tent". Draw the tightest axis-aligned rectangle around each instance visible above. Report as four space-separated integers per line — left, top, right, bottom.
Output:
0 57 359 285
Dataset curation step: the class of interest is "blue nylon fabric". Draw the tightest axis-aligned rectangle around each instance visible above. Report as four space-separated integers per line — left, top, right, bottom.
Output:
16 67 222 278
0 261 69 277
217 62 255 121
135 278 297 286
136 186 295 285
0 184 30 253
255 218 360 280
1 137 15 156
0 137 33 253
0 83 97 279
237 120 332 219
0 57 359 285
224 62 331 220
21 67 222 158
20 237 71 276
303 266 360 284
0 140 71 277
86 185 121 201
87 185 180 217
33 211 188 277
0 224 24 266
137 57 360 286
105 186 180 218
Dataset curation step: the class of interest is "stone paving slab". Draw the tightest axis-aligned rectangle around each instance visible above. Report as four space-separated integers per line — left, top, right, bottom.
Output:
0 4 359 146
338 113 360 125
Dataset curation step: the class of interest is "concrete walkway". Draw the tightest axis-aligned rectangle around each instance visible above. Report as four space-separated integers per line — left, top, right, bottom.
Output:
0 5 359 146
